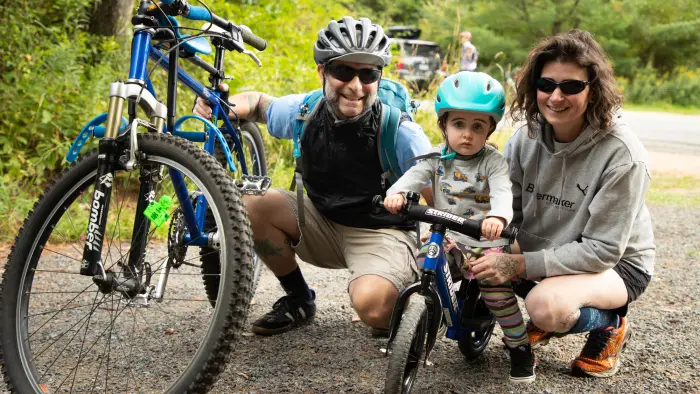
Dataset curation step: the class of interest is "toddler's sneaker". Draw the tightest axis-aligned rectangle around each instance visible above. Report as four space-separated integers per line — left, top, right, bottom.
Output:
508 344 536 383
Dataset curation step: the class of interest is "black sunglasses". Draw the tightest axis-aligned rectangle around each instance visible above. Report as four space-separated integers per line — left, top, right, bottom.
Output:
325 64 382 84
536 77 590 95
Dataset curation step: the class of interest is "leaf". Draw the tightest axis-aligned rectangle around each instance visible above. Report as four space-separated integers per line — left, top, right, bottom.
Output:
41 110 52 124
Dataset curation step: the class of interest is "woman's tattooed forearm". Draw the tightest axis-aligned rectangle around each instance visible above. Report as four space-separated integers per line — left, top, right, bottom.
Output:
493 255 518 278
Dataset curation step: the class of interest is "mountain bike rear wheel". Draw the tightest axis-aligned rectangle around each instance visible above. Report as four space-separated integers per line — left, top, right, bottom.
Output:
203 120 267 304
0 133 254 393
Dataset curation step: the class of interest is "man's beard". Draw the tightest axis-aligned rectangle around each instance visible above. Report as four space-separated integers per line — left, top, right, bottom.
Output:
324 79 378 121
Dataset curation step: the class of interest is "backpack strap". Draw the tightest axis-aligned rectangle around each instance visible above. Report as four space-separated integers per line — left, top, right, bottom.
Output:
378 103 404 187
292 90 324 159
290 90 324 226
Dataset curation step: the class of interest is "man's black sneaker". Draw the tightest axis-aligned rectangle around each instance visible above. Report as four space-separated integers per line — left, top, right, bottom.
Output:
251 290 316 336
508 344 536 383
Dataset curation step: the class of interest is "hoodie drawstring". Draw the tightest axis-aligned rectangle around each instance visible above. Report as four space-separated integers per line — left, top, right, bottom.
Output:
558 156 566 220
533 143 541 218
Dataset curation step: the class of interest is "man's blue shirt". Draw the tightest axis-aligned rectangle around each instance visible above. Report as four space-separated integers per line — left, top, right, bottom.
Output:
266 93 432 174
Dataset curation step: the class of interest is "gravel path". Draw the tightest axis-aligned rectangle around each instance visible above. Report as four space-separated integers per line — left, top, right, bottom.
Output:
1 203 698 393
209 203 699 394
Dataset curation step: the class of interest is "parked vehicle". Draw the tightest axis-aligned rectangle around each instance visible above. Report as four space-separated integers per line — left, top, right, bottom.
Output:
387 27 445 90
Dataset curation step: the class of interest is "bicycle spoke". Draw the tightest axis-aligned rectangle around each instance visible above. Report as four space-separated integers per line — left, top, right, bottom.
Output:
38 291 105 381
27 282 98 340
105 171 131 269
31 292 113 361
68 289 103 392
51 227 84 257
53 297 129 391
40 247 83 264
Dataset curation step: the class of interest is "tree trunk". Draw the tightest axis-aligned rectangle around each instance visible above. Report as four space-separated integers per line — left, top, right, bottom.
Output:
88 0 133 38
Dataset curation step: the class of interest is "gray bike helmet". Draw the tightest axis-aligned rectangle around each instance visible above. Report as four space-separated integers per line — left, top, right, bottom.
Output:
313 16 392 67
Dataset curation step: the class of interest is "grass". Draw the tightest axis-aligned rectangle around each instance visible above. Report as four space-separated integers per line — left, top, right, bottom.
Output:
646 175 700 208
623 103 700 115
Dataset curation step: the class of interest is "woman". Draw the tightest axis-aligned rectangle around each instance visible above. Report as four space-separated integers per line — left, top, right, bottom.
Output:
470 29 655 378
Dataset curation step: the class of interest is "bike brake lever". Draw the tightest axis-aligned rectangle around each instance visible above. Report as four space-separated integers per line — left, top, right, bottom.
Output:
242 49 262 67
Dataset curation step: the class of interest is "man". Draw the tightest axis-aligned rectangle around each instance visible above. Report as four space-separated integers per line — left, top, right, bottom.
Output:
459 31 478 72
194 16 432 336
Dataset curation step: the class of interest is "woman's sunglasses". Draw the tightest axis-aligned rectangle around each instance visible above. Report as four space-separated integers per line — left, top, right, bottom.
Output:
325 64 382 84
536 77 590 95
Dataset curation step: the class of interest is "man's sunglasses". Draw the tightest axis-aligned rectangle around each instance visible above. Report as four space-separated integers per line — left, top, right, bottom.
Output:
325 64 382 84
536 77 590 95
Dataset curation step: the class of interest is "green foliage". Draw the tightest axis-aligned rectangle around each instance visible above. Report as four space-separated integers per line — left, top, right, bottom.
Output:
618 67 700 108
0 0 126 184
2 0 700 240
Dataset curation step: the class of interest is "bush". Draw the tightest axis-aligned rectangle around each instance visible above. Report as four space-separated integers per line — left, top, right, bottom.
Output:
618 67 700 108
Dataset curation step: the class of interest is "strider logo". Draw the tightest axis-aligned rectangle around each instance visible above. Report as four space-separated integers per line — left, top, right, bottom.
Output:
525 183 576 209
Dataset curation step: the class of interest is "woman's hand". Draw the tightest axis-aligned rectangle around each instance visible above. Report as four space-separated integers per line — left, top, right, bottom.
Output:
470 253 525 285
481 217 506 240
383 193 406 215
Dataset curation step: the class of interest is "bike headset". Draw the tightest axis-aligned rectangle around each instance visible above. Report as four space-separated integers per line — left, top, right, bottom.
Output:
313 16 392 118
434 71 506 160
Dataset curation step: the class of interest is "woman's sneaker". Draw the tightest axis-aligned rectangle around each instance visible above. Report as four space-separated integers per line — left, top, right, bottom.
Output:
527 321 554 349
251 290 316 335
571 317 632 378
508 344 536 383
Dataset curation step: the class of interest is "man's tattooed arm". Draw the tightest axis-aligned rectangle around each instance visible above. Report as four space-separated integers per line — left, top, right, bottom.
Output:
244 92 274 124
222 92 276 124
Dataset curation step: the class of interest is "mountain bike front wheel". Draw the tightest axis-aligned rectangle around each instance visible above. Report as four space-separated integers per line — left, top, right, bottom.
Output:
384 295 428 394
0 133 254 393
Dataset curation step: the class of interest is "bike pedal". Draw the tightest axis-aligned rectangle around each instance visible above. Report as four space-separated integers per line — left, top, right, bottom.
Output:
236 175 271 196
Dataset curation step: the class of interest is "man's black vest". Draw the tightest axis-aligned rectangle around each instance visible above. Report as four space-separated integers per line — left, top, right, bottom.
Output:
299 100 414 230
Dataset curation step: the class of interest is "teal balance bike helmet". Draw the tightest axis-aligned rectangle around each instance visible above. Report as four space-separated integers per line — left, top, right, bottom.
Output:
435 71 506 123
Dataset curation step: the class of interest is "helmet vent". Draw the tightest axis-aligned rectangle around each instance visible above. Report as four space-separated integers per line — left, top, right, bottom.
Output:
436 94 441 102
486 81 492 91
454 78 460 89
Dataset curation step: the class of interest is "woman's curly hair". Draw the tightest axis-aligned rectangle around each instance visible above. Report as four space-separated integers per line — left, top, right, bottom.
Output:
510 29 623 138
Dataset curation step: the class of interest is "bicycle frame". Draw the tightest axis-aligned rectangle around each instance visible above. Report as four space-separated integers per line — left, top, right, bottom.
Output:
386 224 478 364
78 19 251 281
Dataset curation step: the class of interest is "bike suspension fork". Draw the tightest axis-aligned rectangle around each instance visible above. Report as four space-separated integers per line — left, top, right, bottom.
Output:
80 84 127 277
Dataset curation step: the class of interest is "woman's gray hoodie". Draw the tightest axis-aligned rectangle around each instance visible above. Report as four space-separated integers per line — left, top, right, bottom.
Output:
503 113 655 279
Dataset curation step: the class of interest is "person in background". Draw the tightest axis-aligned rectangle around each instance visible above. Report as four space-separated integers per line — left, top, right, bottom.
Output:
459 31 478 72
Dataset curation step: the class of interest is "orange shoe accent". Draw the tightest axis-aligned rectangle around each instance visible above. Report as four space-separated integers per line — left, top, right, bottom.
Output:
571 317 632 378
527 321 554 349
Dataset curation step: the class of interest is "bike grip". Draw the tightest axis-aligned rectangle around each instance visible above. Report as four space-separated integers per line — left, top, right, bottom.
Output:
240 25 267 51
186 5 212 22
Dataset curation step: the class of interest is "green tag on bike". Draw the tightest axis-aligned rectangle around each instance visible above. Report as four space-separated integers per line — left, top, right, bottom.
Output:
143 196 173 227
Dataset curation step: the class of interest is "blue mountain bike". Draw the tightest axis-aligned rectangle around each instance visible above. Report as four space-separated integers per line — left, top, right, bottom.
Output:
1 1 270 392
373 192 517 394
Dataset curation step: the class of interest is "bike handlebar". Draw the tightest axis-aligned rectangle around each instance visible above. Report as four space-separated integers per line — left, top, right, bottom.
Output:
158 0 267 51
372 195 516 242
